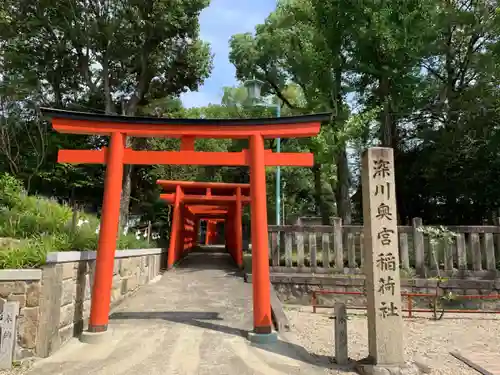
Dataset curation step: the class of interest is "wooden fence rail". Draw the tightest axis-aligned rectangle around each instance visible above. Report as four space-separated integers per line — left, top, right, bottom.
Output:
267 218 500 277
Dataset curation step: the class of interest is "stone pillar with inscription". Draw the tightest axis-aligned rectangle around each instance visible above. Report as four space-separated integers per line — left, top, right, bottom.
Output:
334 303 349 365
357 147 422 375
0 301 19 369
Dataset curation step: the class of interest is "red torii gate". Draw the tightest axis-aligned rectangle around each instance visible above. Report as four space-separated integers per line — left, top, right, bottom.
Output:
157 180 251 269
41 107 328 341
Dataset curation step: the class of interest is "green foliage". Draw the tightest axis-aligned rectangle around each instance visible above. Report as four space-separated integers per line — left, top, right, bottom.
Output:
230 0 500 225
0 173 24 208
0 0 214 224
0 174 154 269
0 0 499 238
417 226 458 247
417 225 458 276
312 108 381 165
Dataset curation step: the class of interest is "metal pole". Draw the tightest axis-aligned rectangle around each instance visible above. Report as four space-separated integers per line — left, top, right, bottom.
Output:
282 190 285 225
276 103 281 225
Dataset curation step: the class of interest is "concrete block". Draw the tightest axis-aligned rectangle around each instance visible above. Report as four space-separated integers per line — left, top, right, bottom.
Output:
36 264 63 358
0 269 41 281
7 294 26 308
45 248 164 264
0 281 27 298
61 279 76 306
18 307 39 350
127 274 139 292
62 262 76 280
58 324 75 347
119 258 133 277
26 282 41 307
59 303 75 329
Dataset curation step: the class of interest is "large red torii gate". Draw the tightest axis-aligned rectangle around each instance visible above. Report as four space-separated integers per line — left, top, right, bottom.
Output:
41 107 329 341
157 180 251 269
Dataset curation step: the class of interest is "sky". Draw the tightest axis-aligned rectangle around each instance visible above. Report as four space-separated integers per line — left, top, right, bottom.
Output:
180 0 277 108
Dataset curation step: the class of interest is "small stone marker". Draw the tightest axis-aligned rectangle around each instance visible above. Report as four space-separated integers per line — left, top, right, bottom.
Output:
334 303 348 365
358 147 408 374
0 301 19 369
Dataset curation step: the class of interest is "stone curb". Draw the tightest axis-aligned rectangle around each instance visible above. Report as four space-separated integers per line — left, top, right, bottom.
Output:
243 273 291 332
46 248 166 264
450 351 490 375
270 285 291 332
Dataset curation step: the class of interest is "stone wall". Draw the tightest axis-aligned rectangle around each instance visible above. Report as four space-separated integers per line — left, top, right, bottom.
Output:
0 270 42 360
0 248 166 361
268 273 500 311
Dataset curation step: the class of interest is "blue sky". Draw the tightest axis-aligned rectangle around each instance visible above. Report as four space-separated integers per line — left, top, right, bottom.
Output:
180 0 277 108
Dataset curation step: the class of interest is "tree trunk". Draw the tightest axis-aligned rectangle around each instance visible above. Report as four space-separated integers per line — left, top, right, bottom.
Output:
118 95 145 229
334 147 352 224
312 163 330 224
120 153 133 229
102 50 115 115
379 74 394 147
332 66 352 225
119 101 133 229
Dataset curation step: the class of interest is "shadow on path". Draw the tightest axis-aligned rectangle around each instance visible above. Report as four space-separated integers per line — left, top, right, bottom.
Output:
175 250 244 278
109 310 351 371
110 311 245 337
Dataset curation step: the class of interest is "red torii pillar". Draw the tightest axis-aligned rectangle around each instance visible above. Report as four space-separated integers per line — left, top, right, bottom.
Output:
249 135 270 334
87 132 124 330
160 193 248 269
158 180 250 269
41 107 327 341
205 219 217 245
235 187 243 267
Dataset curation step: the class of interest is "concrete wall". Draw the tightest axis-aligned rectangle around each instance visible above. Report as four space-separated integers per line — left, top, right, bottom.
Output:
0 248 166 360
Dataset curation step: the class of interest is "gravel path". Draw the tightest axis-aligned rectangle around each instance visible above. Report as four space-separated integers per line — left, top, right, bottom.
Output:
285 305 500 375
0 359 35 375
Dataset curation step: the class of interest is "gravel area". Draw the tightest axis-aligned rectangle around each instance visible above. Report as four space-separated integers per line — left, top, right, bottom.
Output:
0 359 35 375
285 305 500 375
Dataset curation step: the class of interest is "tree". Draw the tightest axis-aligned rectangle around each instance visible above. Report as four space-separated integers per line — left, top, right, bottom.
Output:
347 0 437 148
229 0 358 223
1 0 214 225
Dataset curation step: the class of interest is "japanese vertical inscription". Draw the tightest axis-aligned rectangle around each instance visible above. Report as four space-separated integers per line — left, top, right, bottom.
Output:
0 301 19 369
361 147 404 365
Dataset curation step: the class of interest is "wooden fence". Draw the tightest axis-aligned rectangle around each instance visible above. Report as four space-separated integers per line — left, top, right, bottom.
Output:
267 218 500 277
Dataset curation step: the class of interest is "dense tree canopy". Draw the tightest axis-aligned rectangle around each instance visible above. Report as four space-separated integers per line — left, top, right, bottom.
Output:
0 0 499 232
230 0 500 225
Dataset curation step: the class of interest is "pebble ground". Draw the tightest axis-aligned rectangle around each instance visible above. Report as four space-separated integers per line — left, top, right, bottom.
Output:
285 305 499 375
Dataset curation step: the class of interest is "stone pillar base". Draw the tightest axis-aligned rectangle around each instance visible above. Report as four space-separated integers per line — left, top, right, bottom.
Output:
80 330 111 345
355 359 428 375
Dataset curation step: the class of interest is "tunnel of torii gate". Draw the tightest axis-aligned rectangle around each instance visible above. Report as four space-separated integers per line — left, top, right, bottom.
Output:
40 107 330 339
156 180 251 269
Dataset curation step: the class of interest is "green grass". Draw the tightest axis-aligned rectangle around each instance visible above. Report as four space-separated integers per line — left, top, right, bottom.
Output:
0 174 155 269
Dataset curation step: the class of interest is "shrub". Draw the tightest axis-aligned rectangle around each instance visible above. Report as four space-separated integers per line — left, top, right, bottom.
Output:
0 174 156 269
0 173 24 208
